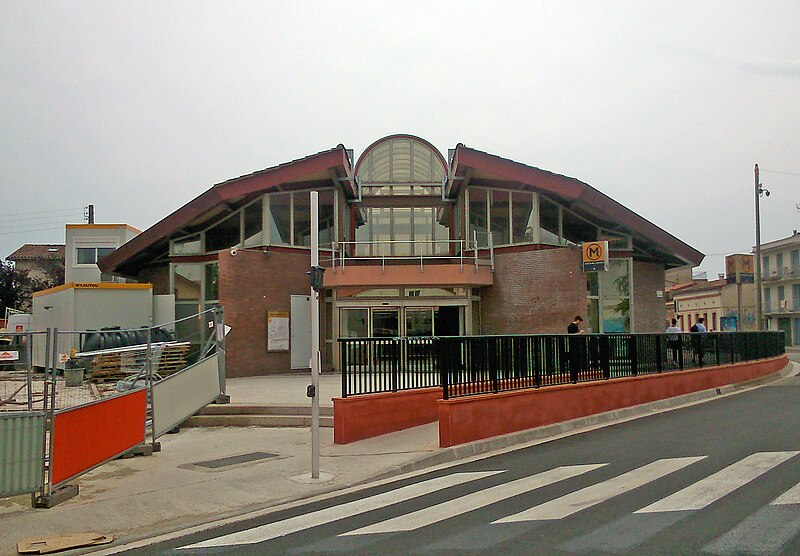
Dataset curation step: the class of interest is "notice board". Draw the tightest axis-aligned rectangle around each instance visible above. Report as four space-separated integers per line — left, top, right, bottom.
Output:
267 310 290 351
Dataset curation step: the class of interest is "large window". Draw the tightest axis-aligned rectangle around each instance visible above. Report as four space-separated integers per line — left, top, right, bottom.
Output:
539 197 560 245
599 259 631 333
354 206 448 256
269 193 291 246
511 192 536 244
490 190 510 246
468 188 488 247
205 212 241 252
465 187 603 248
562 209 597 246
76 246 116 265
243 199 263 248
586 263 635 333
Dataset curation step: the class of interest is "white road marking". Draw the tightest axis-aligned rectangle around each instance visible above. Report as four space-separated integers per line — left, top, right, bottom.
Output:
341 464 606 535
772 482 800 505
177 471 502 549
495 457 705 523
636 451 799 513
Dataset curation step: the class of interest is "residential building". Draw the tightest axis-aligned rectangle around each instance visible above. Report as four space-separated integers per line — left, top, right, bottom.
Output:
6 244 65 283
672 278 756 332
65 224 141 283
757 230 800 346
99 135 704 377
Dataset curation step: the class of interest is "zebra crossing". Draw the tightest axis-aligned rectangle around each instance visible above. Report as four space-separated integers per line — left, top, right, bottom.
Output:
177 450 800 554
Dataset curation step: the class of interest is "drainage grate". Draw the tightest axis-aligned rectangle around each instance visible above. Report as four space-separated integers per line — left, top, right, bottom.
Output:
194 451 278 469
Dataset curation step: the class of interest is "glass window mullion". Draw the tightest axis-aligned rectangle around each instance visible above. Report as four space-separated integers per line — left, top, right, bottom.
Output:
290 192 295 246
262 194 270 245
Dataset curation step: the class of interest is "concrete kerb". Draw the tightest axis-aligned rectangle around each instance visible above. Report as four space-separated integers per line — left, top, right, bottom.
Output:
85 360 797 555
366 360 799 483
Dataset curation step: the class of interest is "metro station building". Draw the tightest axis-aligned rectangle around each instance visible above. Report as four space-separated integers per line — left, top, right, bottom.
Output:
100 135 703 377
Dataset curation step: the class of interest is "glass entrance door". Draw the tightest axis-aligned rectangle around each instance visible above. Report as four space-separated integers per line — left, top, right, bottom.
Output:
405 308 433 336
372 309 399 337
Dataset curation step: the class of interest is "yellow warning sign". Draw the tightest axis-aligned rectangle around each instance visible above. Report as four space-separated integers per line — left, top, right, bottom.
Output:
582 241 608 272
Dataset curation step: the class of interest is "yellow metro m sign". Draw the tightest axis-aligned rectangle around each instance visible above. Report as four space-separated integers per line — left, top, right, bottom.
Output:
582 241 609 272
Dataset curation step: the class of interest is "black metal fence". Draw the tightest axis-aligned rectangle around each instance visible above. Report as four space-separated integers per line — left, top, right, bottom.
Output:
339 331 785 399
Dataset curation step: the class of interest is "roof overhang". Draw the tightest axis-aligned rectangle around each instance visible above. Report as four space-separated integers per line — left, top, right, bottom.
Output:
447 145 703 268
100 146 355 276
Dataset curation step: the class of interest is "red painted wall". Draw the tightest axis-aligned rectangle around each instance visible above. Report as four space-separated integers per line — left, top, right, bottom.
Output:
333 387 442 444
437 355 787 447
51 389 146 486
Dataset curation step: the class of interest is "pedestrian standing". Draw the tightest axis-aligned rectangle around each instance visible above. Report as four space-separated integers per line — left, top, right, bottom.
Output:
567 316 584 382
666 318 682 364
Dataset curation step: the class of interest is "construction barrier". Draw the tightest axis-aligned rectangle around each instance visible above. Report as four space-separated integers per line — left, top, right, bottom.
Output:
152 354 221 438
50 388 146 486
2 308 227 506
0 412 45 497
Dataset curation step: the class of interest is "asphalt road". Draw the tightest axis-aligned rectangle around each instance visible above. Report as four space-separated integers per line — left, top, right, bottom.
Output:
121 372 800 555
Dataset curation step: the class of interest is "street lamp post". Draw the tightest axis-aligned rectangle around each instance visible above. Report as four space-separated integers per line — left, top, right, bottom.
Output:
754 164 770 331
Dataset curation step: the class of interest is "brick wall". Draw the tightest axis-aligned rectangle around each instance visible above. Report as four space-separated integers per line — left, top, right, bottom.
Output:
632 260 666 332
481 246 587 334
218 248 322 377
137 265 170 295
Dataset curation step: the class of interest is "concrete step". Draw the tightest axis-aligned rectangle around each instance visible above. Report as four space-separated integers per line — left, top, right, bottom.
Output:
182 414 334 428
198 404 334 417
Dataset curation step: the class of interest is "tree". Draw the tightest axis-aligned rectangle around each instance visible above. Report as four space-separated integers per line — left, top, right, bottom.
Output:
0 260 61 314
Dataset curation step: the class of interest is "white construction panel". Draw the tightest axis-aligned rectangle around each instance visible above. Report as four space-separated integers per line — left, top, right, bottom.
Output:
152 354 220 438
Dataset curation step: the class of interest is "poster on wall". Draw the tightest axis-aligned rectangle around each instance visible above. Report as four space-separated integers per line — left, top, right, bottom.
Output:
267 311 290 351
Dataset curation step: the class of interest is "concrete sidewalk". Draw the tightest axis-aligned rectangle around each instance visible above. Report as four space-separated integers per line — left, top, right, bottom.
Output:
1 364 798 555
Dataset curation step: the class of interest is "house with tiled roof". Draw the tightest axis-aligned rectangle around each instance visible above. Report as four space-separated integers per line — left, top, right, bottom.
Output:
7 244 65 283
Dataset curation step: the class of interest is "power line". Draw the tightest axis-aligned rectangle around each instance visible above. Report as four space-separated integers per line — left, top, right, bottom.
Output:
0 211 84 224
0 226 65 236
0 206 85 217
760 169 800 177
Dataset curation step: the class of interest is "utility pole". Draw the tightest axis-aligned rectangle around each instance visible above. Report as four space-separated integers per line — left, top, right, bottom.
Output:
754 164 770 331
309 191 321 479
754 164 762 330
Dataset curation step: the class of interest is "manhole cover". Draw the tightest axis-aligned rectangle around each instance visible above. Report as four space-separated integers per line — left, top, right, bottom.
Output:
194 451 278 469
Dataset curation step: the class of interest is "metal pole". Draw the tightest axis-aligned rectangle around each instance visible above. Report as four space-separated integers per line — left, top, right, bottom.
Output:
26 332 33 411
145 318 156 449
310 191 320 479
754 164 763 331
46 328 58 498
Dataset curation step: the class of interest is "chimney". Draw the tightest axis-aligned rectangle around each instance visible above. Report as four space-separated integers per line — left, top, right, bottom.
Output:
87 204 94 224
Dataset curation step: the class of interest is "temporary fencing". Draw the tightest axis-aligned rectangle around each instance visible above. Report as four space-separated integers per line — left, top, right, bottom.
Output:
0 306 227 507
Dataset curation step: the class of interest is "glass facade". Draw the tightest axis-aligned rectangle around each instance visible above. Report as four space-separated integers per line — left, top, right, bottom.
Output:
585 259 631 333
170 189 337 256
462 187 598 249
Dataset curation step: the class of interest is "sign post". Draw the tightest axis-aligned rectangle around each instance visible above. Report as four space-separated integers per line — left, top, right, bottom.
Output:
582 241 609 273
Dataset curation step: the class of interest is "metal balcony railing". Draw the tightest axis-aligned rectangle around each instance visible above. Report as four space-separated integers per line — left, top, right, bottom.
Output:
331 232 495 272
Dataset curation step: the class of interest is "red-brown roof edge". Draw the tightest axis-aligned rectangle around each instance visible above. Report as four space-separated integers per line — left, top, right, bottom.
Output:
453 145 704 267
100 146 352 274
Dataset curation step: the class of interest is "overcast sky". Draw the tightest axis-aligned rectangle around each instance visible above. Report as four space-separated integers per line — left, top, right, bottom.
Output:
2 1 798 276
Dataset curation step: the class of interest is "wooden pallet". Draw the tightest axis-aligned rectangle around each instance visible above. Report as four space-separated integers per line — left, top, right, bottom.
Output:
86 343 191 383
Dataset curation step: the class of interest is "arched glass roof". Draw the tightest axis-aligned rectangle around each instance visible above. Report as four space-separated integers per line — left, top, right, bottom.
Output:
355 135 447 196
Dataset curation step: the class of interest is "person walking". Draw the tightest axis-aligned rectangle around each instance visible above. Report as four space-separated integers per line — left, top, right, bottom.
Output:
666 318 682 365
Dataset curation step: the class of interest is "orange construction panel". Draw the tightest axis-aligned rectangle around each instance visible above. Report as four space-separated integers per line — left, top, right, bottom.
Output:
51 389 146 486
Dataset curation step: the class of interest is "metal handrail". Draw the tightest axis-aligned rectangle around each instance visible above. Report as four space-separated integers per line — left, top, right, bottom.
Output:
332 238 493 270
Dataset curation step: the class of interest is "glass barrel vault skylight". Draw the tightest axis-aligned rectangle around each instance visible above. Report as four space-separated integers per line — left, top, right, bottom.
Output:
355 136 447 196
